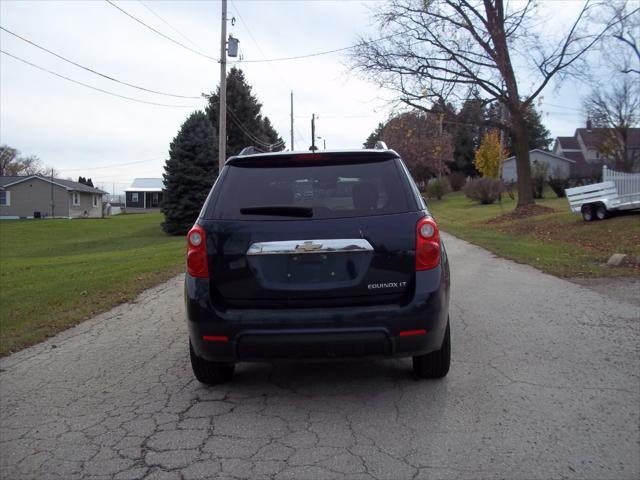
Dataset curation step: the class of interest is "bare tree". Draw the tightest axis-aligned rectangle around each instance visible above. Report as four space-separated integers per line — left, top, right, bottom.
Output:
580 1 639 172
380 111 454 181
0 145 20 176
352 0 619 207
19 156 45 176
605 0 640 75
583 78 640 171
0 144 53 176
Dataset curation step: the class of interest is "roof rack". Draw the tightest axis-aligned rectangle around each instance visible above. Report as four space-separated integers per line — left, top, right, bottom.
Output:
237 146 265 156
374 141 388 150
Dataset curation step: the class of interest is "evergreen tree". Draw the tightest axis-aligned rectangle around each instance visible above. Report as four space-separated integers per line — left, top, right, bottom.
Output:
430 98 458 135
522 106 552 151
452 97 486 176
363 122 385 148
487 103 551 152
78 176 85 185
86 178 94 187
161 111 217 235
206 68 284 156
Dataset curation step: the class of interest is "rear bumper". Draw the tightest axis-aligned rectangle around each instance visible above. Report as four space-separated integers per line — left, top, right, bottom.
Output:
185 267 449 362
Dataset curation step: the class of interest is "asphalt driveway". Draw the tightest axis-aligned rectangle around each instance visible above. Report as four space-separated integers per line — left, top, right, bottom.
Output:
1 233 638 480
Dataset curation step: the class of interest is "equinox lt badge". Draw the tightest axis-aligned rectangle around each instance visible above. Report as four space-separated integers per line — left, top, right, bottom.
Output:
368 281 408 289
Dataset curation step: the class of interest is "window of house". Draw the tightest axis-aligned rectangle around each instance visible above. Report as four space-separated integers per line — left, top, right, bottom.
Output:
132 193 139 202
73 192 80 206
93 195 98 207
0 191 9 206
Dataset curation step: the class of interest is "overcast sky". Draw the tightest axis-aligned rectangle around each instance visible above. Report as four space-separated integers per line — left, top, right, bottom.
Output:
1 0 594 194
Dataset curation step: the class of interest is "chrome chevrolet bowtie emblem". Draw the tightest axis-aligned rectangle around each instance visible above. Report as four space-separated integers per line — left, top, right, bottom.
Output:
295 241 323 252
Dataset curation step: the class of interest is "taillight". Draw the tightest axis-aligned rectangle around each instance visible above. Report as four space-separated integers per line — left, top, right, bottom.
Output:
292 153 328 160
415 217 440 271
187 225 209 278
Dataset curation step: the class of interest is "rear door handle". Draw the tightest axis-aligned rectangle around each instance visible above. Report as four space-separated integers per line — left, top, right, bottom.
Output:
247 239 373 255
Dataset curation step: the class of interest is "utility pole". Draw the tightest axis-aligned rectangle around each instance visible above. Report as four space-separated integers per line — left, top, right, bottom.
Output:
50 168 54 218
310 114 316 151
218 0 228 172
290 91 294 151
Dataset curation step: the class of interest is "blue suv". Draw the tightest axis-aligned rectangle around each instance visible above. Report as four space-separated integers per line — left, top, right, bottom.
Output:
185 148 450 384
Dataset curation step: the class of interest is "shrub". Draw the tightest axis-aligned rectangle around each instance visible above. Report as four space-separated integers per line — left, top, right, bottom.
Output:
425 177 451 200
448 172 467 191
531 161 549 199
503 180 516 200
547 177 570 197
567 174 602 188
463 178 506 204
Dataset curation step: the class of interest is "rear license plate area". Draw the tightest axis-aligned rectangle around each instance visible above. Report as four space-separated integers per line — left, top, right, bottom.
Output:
287 253 353 283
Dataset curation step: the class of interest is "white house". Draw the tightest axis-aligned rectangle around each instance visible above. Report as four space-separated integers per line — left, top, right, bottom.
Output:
502 149 575 182
125 178 164 210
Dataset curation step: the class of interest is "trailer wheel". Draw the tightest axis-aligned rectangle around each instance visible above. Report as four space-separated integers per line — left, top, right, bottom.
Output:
581 204 595 222
595 203 608 220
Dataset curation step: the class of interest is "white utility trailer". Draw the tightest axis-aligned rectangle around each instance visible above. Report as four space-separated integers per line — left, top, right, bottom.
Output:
565 166 640 221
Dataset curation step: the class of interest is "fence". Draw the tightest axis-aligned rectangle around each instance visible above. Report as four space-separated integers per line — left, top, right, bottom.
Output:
602 166 640 196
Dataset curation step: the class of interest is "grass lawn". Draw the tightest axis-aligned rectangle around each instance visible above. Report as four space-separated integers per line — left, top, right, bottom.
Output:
0 213 185 356
428 190 640 278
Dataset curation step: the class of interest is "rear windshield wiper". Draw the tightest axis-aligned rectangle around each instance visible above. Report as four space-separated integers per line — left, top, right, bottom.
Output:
240 206 313 217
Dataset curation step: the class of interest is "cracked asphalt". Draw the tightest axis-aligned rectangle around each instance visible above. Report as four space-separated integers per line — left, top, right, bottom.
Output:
1 233 638 480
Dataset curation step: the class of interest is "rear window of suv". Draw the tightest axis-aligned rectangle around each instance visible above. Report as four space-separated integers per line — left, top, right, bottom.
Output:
208 158 412 220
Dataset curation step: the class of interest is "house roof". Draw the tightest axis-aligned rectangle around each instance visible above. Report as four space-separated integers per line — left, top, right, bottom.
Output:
576 128 640 149
556 136 580 150
125 178 164 192
0 175 107 194
0 176 24 187
503 149 575 164
561 151 587 165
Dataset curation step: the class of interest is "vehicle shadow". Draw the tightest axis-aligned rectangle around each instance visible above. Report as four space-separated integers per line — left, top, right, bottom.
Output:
205 357 452 403
237 358 414 388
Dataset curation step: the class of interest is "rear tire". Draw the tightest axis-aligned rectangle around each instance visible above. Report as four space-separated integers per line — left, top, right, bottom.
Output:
595 203 608 220
581 204 595 222
189 341 235 385
413 319 450 379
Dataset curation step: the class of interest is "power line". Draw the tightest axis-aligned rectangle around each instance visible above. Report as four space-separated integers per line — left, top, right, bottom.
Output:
107 1 404 66
228 0 267 61
105 0 218 61
137 0 206 52
542 102 583 113
0 26 202 99
60 158 165 172
236 45 355 63
294 113 378 119
230 0 317 150
227 107 284 149
226 108 272 148
0 49 200 108
232 32 407 64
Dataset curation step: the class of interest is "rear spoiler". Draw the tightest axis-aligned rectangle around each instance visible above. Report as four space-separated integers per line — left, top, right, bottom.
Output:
226 149 400 167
